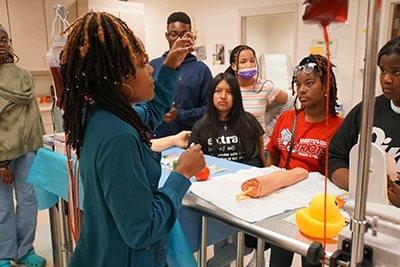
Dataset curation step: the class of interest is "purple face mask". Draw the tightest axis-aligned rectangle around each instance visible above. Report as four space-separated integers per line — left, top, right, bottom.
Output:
237 68 258 80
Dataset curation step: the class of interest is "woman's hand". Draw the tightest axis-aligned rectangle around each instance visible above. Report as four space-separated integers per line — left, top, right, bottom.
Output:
164 32 197 70
174 144 205 179
173 130 191 148
0 167 14 184
387 175 400 208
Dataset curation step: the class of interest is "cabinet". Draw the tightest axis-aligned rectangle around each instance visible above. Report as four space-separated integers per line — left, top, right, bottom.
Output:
0 0 48 71
0 0 77 72
0 0 143 72
78 0 145 41
39 103 54 135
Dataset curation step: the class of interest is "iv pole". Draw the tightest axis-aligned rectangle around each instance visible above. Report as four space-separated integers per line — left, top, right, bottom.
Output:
349 0 381 265
4 0 11 39
51 7 71 267
53 4 69 30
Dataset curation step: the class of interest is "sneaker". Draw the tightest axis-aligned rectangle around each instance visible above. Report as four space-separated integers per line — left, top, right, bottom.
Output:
19 250 46 267
245 251 266 267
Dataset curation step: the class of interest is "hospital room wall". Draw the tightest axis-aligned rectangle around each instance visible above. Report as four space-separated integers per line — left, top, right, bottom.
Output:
0 0 394 116
135 0 384 117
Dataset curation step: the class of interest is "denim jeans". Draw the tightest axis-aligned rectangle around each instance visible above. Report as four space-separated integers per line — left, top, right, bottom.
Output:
269 244 322 267
0 152 37 262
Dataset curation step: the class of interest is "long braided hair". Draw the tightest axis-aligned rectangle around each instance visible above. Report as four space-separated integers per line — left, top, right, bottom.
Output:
59 12 151 158
291 54 338 115
225 45 257 76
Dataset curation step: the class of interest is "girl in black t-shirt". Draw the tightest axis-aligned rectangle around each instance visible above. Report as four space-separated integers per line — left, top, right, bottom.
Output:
189 72 267 267
189 72 264 167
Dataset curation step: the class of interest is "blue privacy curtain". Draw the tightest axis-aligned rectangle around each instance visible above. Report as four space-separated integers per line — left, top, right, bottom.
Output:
167 220 198 267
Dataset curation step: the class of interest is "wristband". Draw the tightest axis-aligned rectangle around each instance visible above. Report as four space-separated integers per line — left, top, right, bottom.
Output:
0 161 10 171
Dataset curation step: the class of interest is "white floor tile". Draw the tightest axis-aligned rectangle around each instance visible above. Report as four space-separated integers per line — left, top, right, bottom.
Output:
33 210 54 267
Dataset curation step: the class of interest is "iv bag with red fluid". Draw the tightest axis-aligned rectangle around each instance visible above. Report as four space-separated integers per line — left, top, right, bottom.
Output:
45 9 69 109
302 0 348 27
47 43 64 109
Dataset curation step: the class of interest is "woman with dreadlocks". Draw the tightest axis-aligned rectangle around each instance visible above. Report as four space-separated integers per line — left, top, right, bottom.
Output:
0 25 46 267
266 54 342 267
60 12 205 267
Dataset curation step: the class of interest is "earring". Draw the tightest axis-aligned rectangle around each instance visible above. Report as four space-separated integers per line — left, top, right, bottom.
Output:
122 83 134 100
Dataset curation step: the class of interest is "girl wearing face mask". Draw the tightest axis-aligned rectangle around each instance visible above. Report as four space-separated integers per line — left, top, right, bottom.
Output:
225 45 294 160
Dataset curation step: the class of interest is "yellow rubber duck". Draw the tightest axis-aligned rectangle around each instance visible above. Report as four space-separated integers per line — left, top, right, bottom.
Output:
296 193 345 239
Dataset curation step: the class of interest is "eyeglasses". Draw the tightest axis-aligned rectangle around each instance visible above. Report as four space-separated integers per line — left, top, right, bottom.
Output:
167 31 191 40
292 62 316 77
0 38 11 45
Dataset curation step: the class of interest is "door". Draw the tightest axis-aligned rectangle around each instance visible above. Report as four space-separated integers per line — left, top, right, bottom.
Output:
240 4 298 69
239 4 297 91
390 2 400 39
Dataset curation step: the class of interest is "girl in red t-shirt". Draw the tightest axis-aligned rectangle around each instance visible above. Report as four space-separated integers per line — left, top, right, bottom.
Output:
267 54 342 174
266 54 342 267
